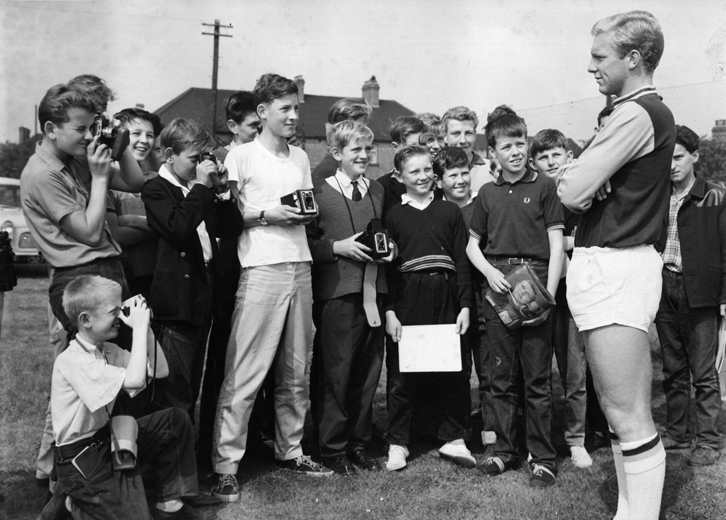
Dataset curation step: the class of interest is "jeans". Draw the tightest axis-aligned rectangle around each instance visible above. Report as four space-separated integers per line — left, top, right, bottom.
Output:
654 269 721 449
482 260 556 470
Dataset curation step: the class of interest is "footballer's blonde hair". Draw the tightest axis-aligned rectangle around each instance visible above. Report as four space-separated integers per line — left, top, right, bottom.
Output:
591 11 664 73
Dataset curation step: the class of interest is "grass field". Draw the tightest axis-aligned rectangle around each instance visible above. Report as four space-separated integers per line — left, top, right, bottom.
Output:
1 266 725 520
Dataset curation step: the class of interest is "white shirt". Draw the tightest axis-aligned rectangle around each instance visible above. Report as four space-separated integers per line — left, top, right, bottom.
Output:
225 139 313 267
401 191 435 210
158 165 214 263
325 170 370 200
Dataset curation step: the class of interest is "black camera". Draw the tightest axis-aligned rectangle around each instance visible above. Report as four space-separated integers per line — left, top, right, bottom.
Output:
194 152 218 165
91 115 130 162
281 189 318 215
355 219 390 260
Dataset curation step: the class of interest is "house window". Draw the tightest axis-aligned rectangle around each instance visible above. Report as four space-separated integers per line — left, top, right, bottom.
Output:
369 144 379 166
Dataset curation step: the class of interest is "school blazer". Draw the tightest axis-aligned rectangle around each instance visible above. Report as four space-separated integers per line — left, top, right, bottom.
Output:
677 176 726 308
141 177 244 326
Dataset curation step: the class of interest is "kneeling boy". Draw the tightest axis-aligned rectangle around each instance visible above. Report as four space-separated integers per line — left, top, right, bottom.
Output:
48 275 202 520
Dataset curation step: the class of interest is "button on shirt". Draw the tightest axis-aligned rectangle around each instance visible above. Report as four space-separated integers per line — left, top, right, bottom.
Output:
662 180 695 273
326 170 370 200
157 165 213 263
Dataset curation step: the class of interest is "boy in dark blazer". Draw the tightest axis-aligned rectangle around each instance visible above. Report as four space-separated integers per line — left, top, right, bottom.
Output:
141 118 244 422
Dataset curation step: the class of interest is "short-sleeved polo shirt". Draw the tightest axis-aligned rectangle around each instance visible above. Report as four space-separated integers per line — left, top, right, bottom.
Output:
20 143 121 268
469 168 564 260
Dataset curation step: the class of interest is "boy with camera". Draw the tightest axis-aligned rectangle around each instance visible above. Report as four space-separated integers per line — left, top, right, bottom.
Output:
45 275 204 520
306 121 392 474
141 118 244 421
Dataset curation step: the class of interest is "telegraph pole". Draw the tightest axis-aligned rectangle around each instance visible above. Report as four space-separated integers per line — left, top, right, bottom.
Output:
202 19 233 138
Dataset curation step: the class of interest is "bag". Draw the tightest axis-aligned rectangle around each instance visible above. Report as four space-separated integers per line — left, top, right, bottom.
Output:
110 415 138 471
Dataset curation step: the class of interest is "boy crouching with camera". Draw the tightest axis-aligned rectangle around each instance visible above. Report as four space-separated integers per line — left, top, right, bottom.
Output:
47 275 204 520
306 121 394 474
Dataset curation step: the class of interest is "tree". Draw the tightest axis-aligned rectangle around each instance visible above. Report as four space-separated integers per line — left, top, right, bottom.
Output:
0 134 42 179
698 137 726 186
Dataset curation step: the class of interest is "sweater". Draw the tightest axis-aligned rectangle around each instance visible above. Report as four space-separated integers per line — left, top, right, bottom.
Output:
307 180 387 300
385 199 473 311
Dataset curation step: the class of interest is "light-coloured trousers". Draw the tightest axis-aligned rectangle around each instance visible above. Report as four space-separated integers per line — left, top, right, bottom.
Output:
212 262 313 474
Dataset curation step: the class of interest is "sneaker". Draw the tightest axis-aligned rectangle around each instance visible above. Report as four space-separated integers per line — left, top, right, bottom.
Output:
386 444 409 472
662 435 691 450
570 446 593 469
529 464 556 487
152 504 209 520
688 445 721 466
474 456 506 476
348 449 381 471
275 455 334 476
438 441 476 469
323 454 357 476
481 431 497 445
211 473 241 503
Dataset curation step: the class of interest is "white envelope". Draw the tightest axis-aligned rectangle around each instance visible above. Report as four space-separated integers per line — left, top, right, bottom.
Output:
398 324 462 373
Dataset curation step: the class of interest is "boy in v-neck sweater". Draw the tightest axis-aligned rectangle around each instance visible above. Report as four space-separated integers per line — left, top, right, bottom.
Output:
306 121 391 474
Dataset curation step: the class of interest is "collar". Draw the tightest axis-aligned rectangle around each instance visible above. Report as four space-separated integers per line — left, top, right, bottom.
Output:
35 142 71 173
401 191 435 206
613 85 657 107
158 164 189 192
686 176 707 200
73 335 103 355
672 176 697 201
335 169 367 188
470 152 486 167
493 168 537 186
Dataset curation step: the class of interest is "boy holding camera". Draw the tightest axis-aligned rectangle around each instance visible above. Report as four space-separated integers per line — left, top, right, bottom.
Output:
141 118 244 421
46 275 204 520
307 121 391 474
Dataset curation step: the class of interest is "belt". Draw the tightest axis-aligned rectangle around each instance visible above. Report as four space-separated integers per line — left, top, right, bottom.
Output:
55 425 110 463
54 257 121 273
485 256 540 265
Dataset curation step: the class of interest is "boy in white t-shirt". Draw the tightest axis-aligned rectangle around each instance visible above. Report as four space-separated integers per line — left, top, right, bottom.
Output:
212 74 333 502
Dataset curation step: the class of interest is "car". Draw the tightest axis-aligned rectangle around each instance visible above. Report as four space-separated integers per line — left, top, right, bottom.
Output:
0 177 44 263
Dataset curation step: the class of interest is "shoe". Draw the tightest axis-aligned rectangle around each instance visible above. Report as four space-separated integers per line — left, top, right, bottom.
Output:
323 454 357 476
481 431 497 446
348 449 381 471
570 446 593 469
473 456 506 476
183 493 223 507
210 473 241 503
662 435 690 450
275 455 334 476
688 445 721 466
438 441 476 469
385 444 409 471
152 504 207 520
529 464 556 487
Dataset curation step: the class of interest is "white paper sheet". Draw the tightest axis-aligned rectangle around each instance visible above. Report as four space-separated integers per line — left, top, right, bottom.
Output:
398 324 462 373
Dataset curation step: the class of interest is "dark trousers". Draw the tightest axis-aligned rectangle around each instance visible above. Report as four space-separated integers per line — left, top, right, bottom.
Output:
55 408 198 520
313 293 384 457
482 260 556 470
386 271 468 446
654 268 721 449
472 290 496 432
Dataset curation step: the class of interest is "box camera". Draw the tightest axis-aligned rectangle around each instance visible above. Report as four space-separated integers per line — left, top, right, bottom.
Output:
91 115 129 162
193 152 218 165
355 219 390 260
281 189 318 215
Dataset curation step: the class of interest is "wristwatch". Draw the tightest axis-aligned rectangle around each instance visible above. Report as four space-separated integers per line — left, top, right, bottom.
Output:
258 210 268 226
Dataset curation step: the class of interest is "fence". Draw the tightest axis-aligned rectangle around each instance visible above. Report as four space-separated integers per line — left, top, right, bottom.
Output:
517 80 726 148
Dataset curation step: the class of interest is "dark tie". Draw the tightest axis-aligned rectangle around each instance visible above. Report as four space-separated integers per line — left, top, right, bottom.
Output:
351 180 362 201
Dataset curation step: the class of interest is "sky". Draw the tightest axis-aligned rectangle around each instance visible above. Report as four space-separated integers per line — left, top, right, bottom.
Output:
1 0 725 143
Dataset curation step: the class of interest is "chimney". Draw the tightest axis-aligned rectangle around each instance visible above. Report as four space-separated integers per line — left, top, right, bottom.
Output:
362 76 380 108
294 75 305 103
135 103 145 109
18 126 30 144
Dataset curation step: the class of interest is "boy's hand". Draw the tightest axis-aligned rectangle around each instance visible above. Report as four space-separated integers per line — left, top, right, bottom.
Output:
210 164 229 187
333 232 373 262
385 311 402 342
195 159 217 188
371 240 398 265
87 137 112 181
455 307 470 335
485 267 511 293
595 180 612 201
266 205 314 226
118 295 151 331
522 308 551 327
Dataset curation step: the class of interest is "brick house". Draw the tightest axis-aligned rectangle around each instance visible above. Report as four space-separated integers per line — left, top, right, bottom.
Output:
153 76 415 179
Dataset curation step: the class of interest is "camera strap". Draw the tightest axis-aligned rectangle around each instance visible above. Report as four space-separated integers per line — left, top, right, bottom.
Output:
334 177 381 327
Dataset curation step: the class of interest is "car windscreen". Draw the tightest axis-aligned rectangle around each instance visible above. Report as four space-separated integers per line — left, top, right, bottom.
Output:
0 184 21 208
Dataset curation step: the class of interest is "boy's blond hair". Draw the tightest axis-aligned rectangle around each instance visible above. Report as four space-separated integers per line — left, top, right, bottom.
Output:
442 106 479 132
327 121 374 152
160 118 216 155
63 275 122 325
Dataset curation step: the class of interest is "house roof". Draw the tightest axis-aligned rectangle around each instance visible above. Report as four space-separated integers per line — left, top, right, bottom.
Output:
153 87 416 142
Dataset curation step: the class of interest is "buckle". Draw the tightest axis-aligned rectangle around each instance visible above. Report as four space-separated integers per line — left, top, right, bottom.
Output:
507 258 523 265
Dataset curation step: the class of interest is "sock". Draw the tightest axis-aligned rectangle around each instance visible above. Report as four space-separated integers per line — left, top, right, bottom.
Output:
156 499 184 513
621 433 666 520
610 431 629 520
